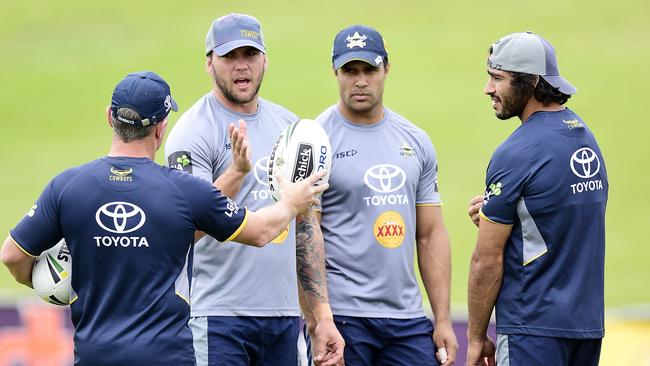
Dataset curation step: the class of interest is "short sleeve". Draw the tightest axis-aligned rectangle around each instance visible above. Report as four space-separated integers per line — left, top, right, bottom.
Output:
179 174 248 242
164 119 222 184
479 147 531 225
416 137 442 205
10 179 63 256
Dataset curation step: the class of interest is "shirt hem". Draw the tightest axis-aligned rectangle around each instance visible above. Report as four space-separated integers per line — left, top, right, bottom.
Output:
191 308 301 317
331 308 425 319
496 325 604 339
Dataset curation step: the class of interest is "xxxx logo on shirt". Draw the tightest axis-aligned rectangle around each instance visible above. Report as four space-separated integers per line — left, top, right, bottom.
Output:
373 211 406 248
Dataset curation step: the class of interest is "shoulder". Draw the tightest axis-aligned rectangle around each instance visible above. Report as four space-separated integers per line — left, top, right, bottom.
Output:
315 105 339 128
259 97 298 121
385 108 436 154
386 108 428 137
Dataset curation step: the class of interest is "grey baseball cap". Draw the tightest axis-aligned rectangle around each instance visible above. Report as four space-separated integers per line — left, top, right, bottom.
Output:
205 13 266 56
487 32 577 95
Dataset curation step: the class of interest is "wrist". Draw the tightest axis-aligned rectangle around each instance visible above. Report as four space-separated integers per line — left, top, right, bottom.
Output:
312 303 334 322
228 164 249 176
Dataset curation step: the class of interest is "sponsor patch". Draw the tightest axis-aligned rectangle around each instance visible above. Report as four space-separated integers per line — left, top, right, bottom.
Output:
168 151 193 173
373 211 406 248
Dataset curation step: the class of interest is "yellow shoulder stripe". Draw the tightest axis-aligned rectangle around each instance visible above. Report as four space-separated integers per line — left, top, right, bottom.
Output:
479 209 513 227
8 234 38 258
225 209 249 242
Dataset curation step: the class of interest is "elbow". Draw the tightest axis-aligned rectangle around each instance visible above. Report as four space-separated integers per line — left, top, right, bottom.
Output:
470 250 503 272
250 237 269 248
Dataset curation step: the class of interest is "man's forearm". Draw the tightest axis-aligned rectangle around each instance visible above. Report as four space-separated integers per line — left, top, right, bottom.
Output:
214 166 247 198
295 211 332 320
467 250 503 341
418 229 452 324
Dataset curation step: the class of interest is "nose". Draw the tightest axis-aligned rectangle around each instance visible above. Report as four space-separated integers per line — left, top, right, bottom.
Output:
484 78 495 95
355 75 368 88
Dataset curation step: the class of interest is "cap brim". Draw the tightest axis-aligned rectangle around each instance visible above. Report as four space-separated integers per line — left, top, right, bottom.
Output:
333 51 384 70
542 75 577 95
170 96 178 112
211 40 266 56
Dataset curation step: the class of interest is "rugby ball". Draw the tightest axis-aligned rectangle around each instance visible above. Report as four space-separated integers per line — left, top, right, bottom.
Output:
32 239 74 306
268 119 332 201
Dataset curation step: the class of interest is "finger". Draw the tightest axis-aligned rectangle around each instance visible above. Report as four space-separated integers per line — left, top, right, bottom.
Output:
227 123 235 138
313 183 329 194
238 119 247 136
436 347 448 364
307 169 328 183
469 195 483 205
487 355 496 366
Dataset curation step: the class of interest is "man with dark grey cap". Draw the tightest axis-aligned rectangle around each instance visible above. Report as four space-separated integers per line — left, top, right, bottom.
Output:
299 24 458 366
466 32 608 366
165 13 343 366
0 71 326 365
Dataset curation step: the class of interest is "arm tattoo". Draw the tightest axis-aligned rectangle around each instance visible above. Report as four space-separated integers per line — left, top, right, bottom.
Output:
296 212 328 304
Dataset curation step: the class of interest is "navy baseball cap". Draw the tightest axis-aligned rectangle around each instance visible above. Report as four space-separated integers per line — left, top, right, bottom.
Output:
332 25 388 70
488 32 577 95
110 71 178 127
205 13 266 56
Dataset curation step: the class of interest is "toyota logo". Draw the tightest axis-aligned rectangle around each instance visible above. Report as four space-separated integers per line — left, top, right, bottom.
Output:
95 202 146 234
254 157 270 186
570 148 600 179
364 164 406 193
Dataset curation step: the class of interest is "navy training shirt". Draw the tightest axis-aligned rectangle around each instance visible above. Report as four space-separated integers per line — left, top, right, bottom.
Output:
10 156 247 365
480 109 607 339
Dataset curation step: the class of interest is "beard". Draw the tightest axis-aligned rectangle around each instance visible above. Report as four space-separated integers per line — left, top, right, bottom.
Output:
212 67 264 105
495 89 528 120
494 77 534 120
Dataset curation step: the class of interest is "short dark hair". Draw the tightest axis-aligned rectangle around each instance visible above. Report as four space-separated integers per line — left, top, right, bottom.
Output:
111 108 155 143
509 71 571 105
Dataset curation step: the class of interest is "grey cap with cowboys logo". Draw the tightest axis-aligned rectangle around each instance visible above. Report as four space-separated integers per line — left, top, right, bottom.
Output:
205 13 266 56
332 25 388 70
487 32 577 95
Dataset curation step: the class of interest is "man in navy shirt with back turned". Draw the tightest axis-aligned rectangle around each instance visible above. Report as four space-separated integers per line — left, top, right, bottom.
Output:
466 32 608 366
0 71 326 366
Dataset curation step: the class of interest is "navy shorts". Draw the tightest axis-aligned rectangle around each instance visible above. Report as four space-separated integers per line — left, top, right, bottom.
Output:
496 334 602 366
190 316 300 366
306 315 439 366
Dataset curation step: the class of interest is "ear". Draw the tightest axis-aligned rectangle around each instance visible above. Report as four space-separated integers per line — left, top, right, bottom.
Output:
106 106 113 127
384 62 391 75
156 119 168 140
263 54 268 71
206 55 215 75
533 75 540 88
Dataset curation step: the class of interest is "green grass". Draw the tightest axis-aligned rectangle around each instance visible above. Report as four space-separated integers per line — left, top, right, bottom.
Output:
1 0 649 306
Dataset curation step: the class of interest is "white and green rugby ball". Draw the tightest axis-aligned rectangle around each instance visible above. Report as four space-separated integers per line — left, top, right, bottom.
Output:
268 119 332 201
32 239 75 306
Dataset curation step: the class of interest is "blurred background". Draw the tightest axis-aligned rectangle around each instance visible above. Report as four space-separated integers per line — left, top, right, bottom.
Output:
1 0 649 364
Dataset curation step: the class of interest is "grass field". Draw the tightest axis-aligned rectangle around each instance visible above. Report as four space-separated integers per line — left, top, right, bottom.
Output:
1 0 649 312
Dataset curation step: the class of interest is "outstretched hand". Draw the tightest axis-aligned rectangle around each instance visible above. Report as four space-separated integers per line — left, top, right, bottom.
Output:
228 119 251 174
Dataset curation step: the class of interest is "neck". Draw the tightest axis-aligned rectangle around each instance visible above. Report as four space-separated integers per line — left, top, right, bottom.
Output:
519 99 565 123
337 102 385 126
212 89 259 115
108 135 156 160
